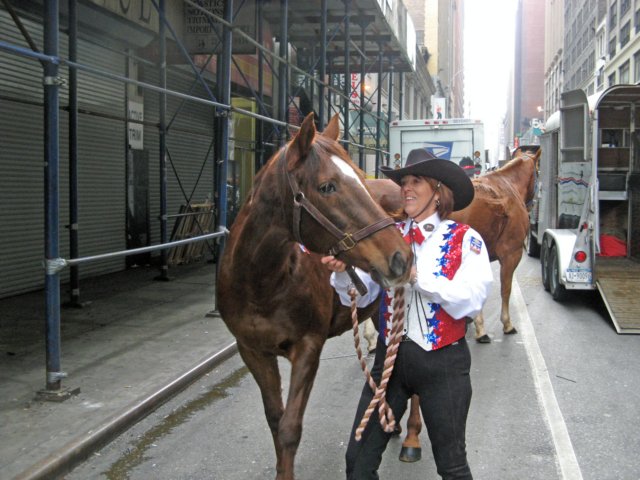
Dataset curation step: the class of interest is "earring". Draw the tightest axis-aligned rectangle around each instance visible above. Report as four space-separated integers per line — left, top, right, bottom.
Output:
436 199 440 207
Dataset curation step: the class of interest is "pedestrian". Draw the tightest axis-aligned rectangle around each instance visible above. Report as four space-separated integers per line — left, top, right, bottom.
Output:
459 155 475 178
321 148 493 480
473 150 483 176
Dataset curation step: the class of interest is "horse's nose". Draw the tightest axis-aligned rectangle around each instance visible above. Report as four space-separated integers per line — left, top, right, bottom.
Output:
389 250 409 278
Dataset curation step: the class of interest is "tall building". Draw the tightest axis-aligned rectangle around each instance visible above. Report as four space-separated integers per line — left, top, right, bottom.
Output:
406 0 464 118
601 0 640 88
563 0 602 96
510 0 546 146
543 0 640 127
543 0 564 121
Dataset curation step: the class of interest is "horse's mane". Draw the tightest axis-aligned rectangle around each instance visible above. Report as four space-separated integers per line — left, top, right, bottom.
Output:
472 181 502 201
481 153 536 206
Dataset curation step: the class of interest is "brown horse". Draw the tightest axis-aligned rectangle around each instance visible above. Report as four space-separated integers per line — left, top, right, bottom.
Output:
366 145 540 461
216 113 411 480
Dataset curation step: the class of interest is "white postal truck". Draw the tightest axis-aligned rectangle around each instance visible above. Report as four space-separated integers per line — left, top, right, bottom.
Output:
388 118 485 172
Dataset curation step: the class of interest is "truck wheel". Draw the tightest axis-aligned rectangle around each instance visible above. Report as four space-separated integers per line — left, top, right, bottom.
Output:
525 227 540 257
541 241 550 291
548 244 567 301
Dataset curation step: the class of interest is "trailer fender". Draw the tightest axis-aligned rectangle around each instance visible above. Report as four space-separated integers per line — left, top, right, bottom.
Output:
542 229 577 286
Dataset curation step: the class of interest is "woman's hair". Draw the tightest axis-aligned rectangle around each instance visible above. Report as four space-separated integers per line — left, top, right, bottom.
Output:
424 177 454 218
395 176 456 220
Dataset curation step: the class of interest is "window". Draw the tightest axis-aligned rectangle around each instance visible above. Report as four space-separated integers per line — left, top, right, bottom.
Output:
596 29 606 59
597 69 604 89
621 21 631 47
636 9 640 33
620 60 630 83
621 0 630 15
610 1 618 30
609 36 617 58
609 72 616 87
634 51 640 82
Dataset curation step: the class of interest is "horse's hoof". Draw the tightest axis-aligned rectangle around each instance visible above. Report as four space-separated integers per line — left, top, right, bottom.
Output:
399 446 421 463
392 424 402 436
368 347 376 354
504 327 518 335
476 334 491 343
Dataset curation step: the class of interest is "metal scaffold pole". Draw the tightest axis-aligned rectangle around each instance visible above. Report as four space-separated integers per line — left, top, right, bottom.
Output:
40 0 78 400
157 0 170 281
278 0 289 145
342 0 351 146
318 0 327 131
375 46 383 178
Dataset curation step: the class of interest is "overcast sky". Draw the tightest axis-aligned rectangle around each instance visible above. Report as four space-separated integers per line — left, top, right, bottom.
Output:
464 0 518 163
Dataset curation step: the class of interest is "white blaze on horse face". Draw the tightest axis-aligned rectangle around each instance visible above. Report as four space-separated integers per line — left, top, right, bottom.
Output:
330 155 372 198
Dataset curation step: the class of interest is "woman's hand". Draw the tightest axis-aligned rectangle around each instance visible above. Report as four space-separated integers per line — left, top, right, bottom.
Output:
321 255 347 273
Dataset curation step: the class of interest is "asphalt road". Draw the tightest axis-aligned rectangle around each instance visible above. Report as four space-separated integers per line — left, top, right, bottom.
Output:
66 255 640 480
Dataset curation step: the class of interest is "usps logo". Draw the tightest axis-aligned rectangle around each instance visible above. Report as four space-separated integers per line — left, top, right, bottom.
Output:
422 142 453 160
470 236 482 254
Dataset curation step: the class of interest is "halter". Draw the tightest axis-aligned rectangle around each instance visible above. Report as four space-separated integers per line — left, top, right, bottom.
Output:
282 147 395 257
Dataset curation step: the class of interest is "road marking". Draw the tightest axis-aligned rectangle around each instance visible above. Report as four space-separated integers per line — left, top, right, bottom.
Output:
512 280 583 480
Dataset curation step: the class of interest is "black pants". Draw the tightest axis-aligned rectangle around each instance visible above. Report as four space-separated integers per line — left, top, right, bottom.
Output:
345 337 473 480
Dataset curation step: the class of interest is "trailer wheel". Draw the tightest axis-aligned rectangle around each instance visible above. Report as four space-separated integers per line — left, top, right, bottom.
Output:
525 227 540 257
541 240 550 291
549 244 567 301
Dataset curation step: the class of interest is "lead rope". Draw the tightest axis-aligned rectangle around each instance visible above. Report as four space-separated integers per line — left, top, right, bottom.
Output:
349 285 406 441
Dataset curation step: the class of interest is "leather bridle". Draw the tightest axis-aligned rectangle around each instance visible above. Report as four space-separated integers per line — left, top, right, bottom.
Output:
282 148 395 257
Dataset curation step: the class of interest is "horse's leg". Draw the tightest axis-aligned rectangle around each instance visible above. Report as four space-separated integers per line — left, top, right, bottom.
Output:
399 394 422 462
278 336 323 480
473 311 491 343
499 252 521 335
236 344 286 476
363 318 378 353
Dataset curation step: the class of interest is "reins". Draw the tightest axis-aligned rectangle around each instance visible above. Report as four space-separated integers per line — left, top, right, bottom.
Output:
349 285 405 440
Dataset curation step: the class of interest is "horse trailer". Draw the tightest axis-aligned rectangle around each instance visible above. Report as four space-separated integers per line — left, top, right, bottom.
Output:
528 85 640 333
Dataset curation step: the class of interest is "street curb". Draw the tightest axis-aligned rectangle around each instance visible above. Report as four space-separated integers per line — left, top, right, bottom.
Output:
13 342 238 480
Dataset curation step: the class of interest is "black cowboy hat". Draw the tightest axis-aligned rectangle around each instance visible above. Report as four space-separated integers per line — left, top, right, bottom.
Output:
379 148 474 211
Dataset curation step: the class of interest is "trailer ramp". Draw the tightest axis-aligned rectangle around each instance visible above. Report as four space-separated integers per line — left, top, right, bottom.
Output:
596 258 640 334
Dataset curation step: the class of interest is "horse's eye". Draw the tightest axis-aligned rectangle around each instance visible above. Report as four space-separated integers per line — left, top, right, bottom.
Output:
319 182 337 194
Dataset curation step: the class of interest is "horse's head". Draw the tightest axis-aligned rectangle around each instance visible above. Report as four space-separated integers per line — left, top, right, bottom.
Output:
282 113 411 287
500 146 541 210
514 146 541 208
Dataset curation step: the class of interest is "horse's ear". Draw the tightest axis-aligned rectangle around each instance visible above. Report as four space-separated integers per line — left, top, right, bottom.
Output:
322 114 341 141
288 113 316 168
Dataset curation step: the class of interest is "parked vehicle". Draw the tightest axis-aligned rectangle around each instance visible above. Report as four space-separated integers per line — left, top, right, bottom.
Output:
528 85 640 333
389 118 485 173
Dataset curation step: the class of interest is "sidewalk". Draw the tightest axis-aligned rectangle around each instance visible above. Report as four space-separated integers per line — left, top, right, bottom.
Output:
0 260 236 480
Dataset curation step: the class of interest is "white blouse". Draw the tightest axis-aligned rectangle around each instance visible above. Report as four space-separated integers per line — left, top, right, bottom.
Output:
331 213 493 351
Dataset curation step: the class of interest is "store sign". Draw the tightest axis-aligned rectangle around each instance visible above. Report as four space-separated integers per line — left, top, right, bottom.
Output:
184 0 256 54
128 100 144 150
87 0 158 31
350 73 360 106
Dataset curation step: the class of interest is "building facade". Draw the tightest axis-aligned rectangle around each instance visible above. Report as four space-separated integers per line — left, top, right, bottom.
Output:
510 0 546 146
407 0 464 118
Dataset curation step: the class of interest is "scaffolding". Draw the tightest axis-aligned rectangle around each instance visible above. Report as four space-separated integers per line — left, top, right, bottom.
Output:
0 0 434 396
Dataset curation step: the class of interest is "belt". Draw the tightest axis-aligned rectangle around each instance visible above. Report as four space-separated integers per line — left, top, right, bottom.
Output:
400 335 461 348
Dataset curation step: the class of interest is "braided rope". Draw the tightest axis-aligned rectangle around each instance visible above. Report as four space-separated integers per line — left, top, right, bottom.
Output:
350 286 406 441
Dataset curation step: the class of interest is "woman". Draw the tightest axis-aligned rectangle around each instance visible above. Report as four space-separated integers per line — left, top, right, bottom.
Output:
322 148 493 480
